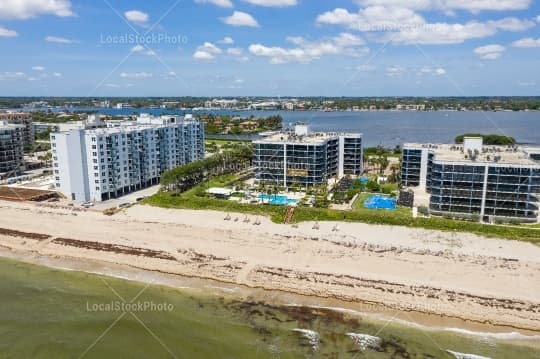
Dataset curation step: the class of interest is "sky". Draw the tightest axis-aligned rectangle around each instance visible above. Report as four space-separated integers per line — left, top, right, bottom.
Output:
0 0 539 97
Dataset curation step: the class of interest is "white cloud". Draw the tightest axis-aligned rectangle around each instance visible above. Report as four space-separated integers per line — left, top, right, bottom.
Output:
161 72 178 80
227 47 243 55
0 72 27 80
417 66 446 75
512 37 540 48
318 6 534 45
249 32 368 64
386 66 406 77
45 36 77 44
193 42 224 61
0 0 74 20
317 6 425 32
195 0 233 7
0 27 17 37
125 10 149 26
32 66 45 71
131 44 155 56
52 72 62 77
441 0 530 13
474 44 506 60
193 50 215 61
120 72 153 79
434 68 446 76
219 37 234 44
222 11 259 27
197 42 222 54
355 64 376 72
489 17 535 32
356 0 531 13
537 15 540 23
242 0 297 7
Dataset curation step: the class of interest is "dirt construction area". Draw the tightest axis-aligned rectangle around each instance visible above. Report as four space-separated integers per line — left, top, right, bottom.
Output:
0 186 59 202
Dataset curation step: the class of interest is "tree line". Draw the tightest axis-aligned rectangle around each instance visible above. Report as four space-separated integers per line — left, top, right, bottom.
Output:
160 146 253 193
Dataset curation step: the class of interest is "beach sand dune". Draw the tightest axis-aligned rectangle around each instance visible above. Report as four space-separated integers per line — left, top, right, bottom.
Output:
0 201 539 331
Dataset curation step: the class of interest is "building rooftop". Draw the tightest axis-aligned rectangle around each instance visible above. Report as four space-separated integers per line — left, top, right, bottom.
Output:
404 142 540 166
54 114 200 135
255 123 361 145
0 121 25 130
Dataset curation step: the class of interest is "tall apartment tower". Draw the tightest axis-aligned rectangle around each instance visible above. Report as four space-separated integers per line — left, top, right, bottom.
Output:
253 123 363 187
401 138 540 223
0 121 25 176
51 114 205 202
0 112 34 151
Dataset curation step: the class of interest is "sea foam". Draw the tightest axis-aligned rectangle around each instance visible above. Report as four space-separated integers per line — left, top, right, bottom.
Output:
347 333 381 351
293 328 320 350
447 350 492 359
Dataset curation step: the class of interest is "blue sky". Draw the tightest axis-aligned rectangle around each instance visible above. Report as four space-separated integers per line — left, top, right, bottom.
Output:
0 0 539 96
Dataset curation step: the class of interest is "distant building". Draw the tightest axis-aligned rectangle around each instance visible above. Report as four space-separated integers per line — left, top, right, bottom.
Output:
401 138 540 223
253 123 363 187
239 121 258 131
0 121 25 176
0 112 34 150
51 114 204 202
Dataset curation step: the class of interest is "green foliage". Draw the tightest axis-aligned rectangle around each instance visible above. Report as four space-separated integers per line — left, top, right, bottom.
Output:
455 133 516 145
366 180 380 192
160 146 253 193
201 114 283 135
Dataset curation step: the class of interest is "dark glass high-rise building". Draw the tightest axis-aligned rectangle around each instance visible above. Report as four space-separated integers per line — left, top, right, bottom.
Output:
401 138 540 223
253 124 363 187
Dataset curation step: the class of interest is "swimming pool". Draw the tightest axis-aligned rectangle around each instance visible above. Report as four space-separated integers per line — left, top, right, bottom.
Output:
364 195 396 210
258 194 299 206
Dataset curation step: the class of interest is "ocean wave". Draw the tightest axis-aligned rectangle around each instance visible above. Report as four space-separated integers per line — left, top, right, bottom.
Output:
447 350 492 359
347 333 381 351
443 328 540 341
204 285 239 293
283 303 540 342
293 328 320 350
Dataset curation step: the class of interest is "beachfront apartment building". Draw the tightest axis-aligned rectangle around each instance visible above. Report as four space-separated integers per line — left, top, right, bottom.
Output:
51 114 204 202
401 137 540 223
0 112 34 151
0 121 25 176
253 123 363 187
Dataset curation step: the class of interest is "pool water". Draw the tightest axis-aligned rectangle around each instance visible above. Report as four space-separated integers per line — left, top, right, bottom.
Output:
258 194 299 206
364 195 397 210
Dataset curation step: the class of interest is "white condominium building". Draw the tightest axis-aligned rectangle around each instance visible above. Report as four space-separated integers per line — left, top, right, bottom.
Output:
51 114 204 202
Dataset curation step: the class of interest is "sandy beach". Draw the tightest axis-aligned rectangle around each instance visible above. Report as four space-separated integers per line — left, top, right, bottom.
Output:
0 200 539 332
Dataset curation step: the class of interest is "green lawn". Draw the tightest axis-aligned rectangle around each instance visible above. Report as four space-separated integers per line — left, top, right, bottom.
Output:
144 175 540 245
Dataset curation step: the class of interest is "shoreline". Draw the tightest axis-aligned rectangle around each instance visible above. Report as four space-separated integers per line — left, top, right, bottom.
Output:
0 200 539 335
2 247 540 343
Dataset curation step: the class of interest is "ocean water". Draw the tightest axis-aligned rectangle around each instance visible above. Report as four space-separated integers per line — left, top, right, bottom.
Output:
48 107 540 147
0 257 538 359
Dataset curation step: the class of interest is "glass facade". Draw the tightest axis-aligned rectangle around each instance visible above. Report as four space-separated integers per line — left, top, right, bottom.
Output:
343 137 363 176
0 125 24 174
401 148 422 187
254 134 363 186
429 163 539 221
